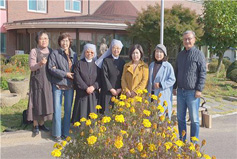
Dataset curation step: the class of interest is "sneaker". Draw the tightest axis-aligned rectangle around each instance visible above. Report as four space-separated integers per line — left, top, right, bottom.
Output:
61 135 67 140
33 126 39 135
54 136 61 142
39 124 50 132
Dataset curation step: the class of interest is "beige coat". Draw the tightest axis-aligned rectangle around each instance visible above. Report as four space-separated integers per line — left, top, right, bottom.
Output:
121 60 149 94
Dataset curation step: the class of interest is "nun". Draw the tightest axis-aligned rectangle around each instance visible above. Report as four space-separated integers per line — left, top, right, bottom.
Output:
95 39 125 115
71 43 100 123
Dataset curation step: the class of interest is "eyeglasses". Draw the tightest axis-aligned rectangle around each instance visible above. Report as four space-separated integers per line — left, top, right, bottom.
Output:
183 38 193 41
39 38 49 41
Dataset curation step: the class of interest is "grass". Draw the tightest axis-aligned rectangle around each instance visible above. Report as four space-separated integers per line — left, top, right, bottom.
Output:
203 73 237 99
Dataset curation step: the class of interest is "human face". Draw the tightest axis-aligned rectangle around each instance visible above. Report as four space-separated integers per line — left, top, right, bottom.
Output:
60 37 70 51
38 33 49 48
183 33 196 50
155 49 164 61
85 48 95 60
112 45 122 57
132 49 141 62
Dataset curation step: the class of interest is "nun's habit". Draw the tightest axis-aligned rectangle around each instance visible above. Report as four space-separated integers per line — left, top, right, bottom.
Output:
71 43 100 122
95 39 125 115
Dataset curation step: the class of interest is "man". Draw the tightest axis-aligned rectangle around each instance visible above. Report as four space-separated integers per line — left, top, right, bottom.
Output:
173 30 206 142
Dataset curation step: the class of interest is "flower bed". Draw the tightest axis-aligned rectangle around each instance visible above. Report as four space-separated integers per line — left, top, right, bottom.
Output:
51 90 213 159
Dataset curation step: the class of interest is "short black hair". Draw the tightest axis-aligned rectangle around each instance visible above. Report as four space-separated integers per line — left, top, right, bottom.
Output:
58 32 73 48
35 30 49 44
129 44 144 60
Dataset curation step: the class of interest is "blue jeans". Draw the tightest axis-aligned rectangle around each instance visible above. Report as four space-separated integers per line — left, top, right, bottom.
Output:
52 84 74 137
177 88 200 142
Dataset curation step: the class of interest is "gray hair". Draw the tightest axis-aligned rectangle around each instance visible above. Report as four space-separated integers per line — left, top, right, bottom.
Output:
183 30 196 37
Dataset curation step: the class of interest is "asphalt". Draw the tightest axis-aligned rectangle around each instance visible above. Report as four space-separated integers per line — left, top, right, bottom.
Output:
1 95 237 159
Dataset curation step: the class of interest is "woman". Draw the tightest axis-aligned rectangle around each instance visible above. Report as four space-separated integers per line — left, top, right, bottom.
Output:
121 44 149 98
48 33 77 141
71 44 100 123
27 30 53 135
147 44 176 119
95 39 125 115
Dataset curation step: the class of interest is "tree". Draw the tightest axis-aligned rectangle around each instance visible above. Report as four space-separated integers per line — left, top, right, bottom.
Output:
126 4 203 64
201 0 237 73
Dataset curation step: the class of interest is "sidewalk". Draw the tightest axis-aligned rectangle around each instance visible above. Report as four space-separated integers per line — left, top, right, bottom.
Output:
1 113 237 159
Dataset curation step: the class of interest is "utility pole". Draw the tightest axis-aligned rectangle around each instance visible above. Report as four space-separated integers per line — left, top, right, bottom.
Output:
160 0 164 44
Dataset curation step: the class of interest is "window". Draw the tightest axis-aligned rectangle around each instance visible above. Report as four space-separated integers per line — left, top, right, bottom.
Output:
1 33 6 53
0 0 5 9
28 0 47 13
65 0 81 13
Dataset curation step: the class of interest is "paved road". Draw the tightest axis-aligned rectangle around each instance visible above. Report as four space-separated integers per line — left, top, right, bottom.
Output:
1 113 237 159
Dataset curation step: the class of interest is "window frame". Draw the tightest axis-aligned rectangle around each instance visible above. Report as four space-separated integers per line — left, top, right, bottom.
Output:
65 0 81 13
27 0 47 13
0 0 6 9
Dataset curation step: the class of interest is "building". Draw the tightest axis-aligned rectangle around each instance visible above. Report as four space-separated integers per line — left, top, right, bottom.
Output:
1 0 203 57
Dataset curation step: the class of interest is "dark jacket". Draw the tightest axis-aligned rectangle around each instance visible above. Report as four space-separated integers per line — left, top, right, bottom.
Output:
174 46 206 92
48 48 77 87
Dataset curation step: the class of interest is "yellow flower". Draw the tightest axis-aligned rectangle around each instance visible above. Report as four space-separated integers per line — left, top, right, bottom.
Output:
149 144 157 152
87 136 97 145
142 119 151 128
152 123 157 130
143 109 151 117
191 136 199 142
144 100 149 104
202 139 206 146
56 144 63 150
175 140 184 147
140 151 147 158
127 98 134 103
73 122 81 127
53 143 59 148
189 143 195 151
203 154 211 159
100 126 107 133
143 89 148 93
129 148 135 154
157 105 164 113
95 105 102 110
196 151 202 158
158 93 162 98
115 114 125 123
162 132 166 138
89 128 94 134
137 89 143 94
111 96 116 102
173 127 178 134
135 96 142 102
151 94 158 100
167 126 171 131
89 113 98 120
86 119 92 126
114 99 120 104
164 142 172 150
118 101 125 107
171 133 177 141
51 149 61 157
114 138 123 149
125 102 131 108
61 141 67 147
66 136 71 142
101 116 111 124
137 142 143 152
130 107 135 113
159 115 165 122
80 117 87 122
119 94 127 100
163 101 168 107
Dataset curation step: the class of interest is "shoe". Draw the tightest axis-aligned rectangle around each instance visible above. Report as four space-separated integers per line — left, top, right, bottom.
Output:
61 135 67 140
33 126 39 135
54 136 61 142
39 124 50 132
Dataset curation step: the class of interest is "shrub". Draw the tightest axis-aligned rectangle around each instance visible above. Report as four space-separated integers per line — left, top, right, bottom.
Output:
226 61 237 76
0 77 8 90
222 58 232 70
208 59 225 73
51 91 212 159
10 54 29 67
0 55 6 65
227 69 237 82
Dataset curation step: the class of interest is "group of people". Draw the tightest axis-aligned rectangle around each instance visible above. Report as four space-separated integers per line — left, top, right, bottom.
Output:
27 30 206 143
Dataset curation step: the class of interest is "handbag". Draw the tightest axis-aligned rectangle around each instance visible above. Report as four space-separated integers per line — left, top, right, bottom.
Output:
200 97 212 128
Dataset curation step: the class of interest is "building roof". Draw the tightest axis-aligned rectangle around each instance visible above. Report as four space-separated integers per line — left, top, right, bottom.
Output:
4 0 138 30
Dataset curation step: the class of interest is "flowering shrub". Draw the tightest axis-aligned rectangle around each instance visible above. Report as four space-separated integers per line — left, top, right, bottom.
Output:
51 90 214 159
